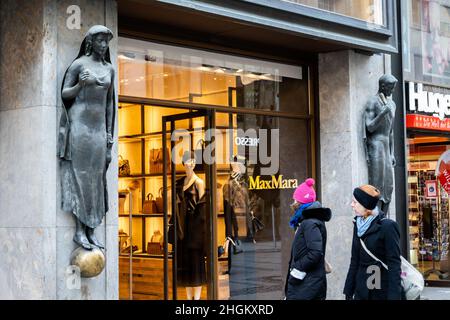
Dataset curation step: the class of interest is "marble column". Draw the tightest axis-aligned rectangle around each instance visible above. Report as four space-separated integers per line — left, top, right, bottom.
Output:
0 0 118 299
318 50 395 300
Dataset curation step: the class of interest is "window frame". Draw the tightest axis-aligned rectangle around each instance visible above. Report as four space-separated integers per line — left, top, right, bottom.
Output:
241 0 393 36
155 0 399 53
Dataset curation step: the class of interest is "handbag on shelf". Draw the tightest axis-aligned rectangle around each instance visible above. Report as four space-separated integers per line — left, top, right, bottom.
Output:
149 147 171 174
147 242 162 255
142 193 157 214
118 192 127 214
147 230 163 255
118 155 131 177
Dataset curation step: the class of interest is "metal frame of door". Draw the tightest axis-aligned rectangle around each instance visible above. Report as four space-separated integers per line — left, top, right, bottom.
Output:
162 109 218 300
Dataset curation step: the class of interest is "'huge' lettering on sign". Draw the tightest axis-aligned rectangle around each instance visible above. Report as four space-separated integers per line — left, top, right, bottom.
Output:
406 82 450 131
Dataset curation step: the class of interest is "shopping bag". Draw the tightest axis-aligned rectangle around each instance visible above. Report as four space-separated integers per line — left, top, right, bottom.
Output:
251 212 264 234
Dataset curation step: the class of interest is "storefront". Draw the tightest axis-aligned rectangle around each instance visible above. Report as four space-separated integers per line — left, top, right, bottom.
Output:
401 0 450 286
116 38 314 299
0 0 400 300
115 0 400 300
405 81 450 285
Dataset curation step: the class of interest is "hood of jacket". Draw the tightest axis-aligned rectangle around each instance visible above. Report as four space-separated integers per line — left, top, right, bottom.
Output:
301 201 332 222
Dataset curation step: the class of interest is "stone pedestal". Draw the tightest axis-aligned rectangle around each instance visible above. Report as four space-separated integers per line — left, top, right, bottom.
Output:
0 0 118 300
318 50 394 299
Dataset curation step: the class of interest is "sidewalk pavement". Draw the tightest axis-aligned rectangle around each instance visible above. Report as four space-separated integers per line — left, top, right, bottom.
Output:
420 287 450 300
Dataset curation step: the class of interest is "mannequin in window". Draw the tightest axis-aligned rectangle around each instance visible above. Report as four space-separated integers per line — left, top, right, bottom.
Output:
169 151 207 300
223 155 252 253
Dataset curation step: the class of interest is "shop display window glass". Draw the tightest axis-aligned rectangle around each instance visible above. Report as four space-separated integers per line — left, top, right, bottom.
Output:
283 0 385 25
117 38 313 300
403 0 450 87
407 134 450 283
214 113 310 299
118 38 307 115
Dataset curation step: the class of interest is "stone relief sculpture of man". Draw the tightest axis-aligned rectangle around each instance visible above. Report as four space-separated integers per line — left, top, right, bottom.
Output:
363 74 398 214
58 25 115 250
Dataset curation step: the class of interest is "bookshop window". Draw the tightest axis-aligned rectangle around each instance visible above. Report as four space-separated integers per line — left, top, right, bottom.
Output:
407 134 450 283
282 0 385 25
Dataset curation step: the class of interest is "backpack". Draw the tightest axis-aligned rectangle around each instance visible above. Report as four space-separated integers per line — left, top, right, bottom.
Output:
360 239 424 300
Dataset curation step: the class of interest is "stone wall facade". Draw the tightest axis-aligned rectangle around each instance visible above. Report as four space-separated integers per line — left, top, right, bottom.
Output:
0 0 118 300
318 50 394 299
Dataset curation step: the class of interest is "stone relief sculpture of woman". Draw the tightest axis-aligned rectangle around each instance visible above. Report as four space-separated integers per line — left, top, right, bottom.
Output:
58 25 115 251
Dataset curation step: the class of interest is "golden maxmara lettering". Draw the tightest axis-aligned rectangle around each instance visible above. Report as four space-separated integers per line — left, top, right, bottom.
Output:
248 175 298 190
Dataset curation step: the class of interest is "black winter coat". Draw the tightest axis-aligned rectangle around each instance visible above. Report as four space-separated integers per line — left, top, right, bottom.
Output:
343 212 404 300
285 203 332 300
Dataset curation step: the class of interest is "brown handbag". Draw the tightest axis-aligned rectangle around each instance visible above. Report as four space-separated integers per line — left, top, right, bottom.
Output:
147 242 162 255
147 230 163 254
149 148 171 174
118 155 131 176
142 193 157 214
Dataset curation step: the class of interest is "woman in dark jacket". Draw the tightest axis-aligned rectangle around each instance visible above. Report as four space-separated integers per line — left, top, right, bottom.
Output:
343 184 403 300
285 178 332 300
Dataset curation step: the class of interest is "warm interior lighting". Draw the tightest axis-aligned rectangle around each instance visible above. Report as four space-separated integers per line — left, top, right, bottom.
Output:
118 53 135 60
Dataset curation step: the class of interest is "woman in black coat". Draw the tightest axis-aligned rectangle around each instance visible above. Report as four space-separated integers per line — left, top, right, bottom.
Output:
285 201 332 300
284 178 331 300
343 185 403 300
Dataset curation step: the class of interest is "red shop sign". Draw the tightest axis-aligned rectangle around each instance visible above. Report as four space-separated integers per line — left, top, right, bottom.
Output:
436 150 450 194
406 114 450 132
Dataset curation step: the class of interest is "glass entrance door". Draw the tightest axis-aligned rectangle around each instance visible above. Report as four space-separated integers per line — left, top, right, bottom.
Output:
162 110 217 300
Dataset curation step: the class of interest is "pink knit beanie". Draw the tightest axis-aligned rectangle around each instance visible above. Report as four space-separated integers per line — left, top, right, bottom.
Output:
293 178 316 204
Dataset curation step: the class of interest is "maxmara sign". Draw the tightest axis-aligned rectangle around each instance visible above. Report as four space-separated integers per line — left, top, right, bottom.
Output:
406 82 450 132
248 175 298 190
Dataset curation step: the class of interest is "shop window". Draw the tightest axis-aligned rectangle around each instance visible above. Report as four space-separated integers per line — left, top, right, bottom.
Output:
282 0 385 25
407 134 450 284
410 0 422 30
117 38 314 300
118 38 308 116
403 0 450 87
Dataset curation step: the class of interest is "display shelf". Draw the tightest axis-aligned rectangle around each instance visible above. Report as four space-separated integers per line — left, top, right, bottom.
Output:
408 169 422 260
119 126 232 142
118 102 235 299
119 131 166 141
119 214 168 218
119 212 224 218
119 169 232 179
119 172 184 179
130 253 171 259
119 253 174 259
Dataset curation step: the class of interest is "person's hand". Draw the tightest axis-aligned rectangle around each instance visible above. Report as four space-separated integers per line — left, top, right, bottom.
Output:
345 294 353 300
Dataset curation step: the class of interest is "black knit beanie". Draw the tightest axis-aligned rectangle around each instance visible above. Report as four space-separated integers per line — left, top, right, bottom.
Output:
353 187 379 210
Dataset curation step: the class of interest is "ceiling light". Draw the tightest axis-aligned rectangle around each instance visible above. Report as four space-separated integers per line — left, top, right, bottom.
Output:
118 52 135 60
